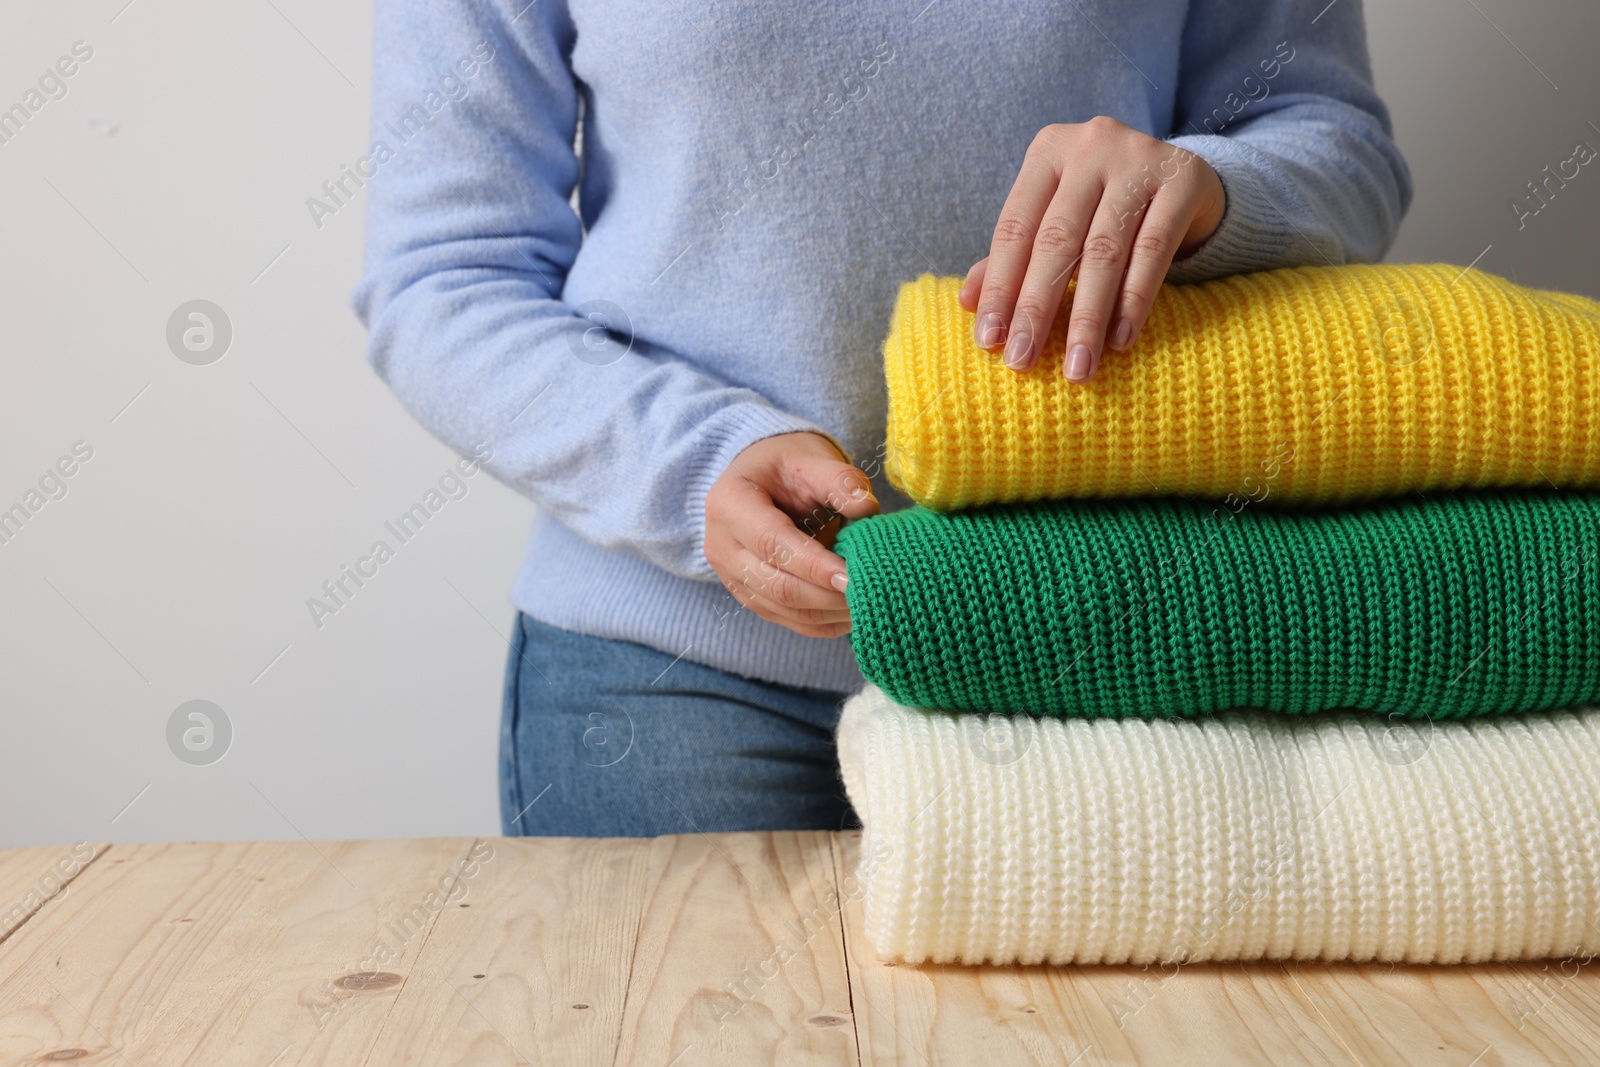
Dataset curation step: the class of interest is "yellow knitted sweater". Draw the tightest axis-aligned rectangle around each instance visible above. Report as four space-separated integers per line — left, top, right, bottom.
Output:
882 264 1600 509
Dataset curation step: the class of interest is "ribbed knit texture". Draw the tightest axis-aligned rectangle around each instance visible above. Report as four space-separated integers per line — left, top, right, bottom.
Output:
353 1 1412 692
883 264 1600 510
834 490 1600 718
837 683 1600 966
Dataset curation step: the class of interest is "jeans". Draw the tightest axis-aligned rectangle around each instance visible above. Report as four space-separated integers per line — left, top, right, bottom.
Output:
499 611 861 837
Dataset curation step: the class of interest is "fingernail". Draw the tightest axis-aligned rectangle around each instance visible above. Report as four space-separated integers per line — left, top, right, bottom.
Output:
976 313 1005 349
1003 332 1032 369
831 571 849 592
1111 318 1132 350
1066 343 1094 381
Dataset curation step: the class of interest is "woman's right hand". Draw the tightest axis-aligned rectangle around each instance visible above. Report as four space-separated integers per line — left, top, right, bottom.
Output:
959 116 1226 383
703 431 879 638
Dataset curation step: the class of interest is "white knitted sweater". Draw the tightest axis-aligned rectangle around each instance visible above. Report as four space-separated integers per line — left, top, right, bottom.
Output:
836 684 1600 966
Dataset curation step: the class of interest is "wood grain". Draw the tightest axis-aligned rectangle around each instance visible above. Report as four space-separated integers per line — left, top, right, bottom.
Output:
1274 959 1600 1067
0 837 476 1065
830 832 1600 1067
0 834 1595 1065
360 836 654 1067
614 831 858 1066
0 841 105 946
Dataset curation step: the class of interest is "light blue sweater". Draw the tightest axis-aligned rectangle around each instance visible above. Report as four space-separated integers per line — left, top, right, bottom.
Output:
351 0 1411 693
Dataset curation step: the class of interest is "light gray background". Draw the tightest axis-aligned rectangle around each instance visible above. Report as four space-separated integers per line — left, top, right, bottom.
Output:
1 0 1596 848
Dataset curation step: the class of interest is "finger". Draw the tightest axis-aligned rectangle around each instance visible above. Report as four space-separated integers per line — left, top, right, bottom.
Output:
709 525 852 636
725 544 852 621
709 470 841 580
719 574 852 638
1062 187 1139 382
958 258 988 312
802 510 845 553
735 500 856 599
1002 169 1103 371
1107 178 1193 353
972 140 1062 351
774 453 880 526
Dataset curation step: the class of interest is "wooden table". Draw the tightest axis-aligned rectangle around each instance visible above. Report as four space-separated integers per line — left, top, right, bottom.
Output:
1 833 1596 1065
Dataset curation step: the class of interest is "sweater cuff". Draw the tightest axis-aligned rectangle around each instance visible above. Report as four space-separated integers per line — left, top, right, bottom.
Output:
1161 135 1326 285
682 402 846 581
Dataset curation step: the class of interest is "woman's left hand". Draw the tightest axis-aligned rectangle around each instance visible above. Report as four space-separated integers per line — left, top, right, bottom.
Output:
960 116 1227 382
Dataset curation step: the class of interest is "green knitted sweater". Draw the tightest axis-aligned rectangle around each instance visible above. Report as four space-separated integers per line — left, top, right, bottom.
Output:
834 491 1600 718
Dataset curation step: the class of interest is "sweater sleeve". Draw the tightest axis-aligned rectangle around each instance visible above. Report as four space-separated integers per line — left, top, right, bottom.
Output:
349 0 837 582
1159 0 1413 284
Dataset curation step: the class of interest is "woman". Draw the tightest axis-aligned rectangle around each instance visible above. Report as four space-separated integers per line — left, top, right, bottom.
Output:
352 0 1411 837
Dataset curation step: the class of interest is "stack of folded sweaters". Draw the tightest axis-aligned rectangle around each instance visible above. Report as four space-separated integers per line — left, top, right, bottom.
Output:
833 263 1600 967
